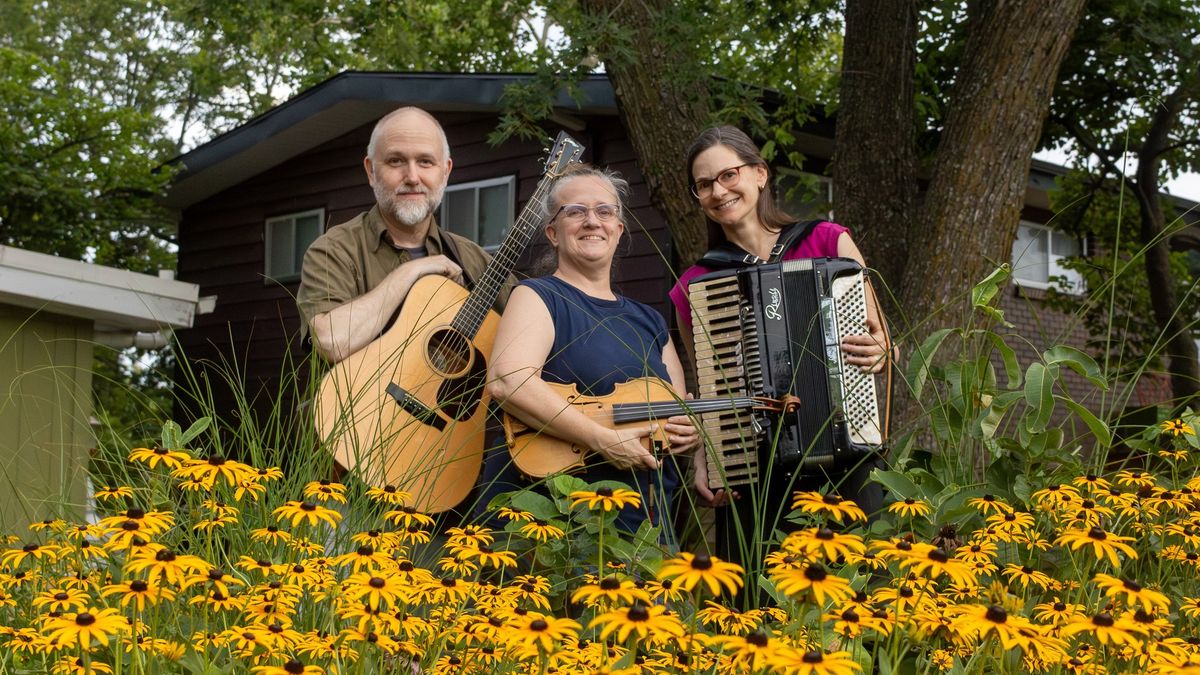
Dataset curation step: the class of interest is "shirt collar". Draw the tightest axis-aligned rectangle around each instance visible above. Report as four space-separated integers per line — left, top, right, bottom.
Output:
367 204 445 255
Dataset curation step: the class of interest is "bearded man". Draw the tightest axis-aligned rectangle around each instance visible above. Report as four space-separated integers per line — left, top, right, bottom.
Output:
297 107 512 363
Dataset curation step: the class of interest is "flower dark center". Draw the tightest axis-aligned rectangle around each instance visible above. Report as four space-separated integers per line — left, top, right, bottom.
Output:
628 604 650 621
817 528 835 540
54 592 69 600
369 577 386 589
530 619 549 631
985 605 1007 623
803 650 823 663
1093 613 1114 627
747 631 768 647
300 502 316 512
1053 602 1066 611
597 487 614 497
357 546 374 556
206 455 225 466
75 613 96 626
1088 527 1107 540
1123 579 1143 592
285 661 305 674
804 564 827 581
928 548 949 563
600 576 621 590
691 554 713 570
130 580 148 592
822 494 843 505
842 608 860 622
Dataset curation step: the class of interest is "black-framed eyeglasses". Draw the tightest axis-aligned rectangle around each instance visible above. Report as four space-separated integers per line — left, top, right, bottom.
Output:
552 203 621 224
690 163 752 198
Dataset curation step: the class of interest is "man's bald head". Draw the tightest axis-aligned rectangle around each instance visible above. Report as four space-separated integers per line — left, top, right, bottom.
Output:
366 107 451 162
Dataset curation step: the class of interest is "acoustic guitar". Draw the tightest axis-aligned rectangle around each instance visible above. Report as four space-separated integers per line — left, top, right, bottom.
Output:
503 376 796 478
314 132 585 513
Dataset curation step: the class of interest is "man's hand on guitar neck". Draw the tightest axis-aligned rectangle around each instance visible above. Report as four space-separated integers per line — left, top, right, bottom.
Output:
309 255 464 363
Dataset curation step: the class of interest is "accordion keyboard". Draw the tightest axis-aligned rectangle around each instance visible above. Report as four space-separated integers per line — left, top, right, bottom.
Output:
829 273 883 446
688 275 762 488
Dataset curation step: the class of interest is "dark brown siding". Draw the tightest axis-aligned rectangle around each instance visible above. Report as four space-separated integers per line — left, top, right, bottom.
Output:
175 112 672 426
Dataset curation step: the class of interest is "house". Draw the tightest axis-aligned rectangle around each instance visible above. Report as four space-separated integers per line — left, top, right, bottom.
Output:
0 245 206 527
164 71 1196 445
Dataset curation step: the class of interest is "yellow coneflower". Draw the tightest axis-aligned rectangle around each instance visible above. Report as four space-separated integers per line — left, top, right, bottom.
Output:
769 646 864 675
364 484 411 506
783 528 866 561
949 604 1034 652
51 656 114 675
302 479 348 504
100 578 175 611
44 608 130 649
1059 612 1146 647
985 510 1035 537
453 544 518 570
1115 469 1157 489
1032 598 1085 625
188 589 243 612
444 525 495 549
886 498 933 518
1093 573 1170 613
1056 527 1138 566
955 540 998 564
773 562 854 605
569 487 642 512
172 454 256 488
497 507 534 522
1162 419 1195 437
125 548 210 585
99 507 175 536
128 446 191 470
657 552 744 596
272 501 342 529
899 545 977 587
233 479 267 502
331 545 396 573
249 525 292 546
250 659 324 675
791 492 868 523
710 630 782 672
502 612 581 652
966 494 1013 515
1001 564 1054 592
1 542 60 569
518 519 566 542
384 506 436 529
572 575 651 607
32 587 90 613
590 602 685 645
343 571 408 610
698 601 763 635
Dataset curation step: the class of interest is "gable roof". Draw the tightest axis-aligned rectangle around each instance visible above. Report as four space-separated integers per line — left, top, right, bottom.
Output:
163 72 617 211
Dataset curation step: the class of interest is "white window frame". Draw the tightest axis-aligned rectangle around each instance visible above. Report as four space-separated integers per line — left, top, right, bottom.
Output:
438 175 517 251
264 208 325 284
1011 220 1086 295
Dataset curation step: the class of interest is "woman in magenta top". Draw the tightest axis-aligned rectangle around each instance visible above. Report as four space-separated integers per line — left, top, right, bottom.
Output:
668 125 891 507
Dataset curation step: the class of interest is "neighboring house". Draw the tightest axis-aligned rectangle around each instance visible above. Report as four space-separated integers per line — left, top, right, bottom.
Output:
0 245 206 527
165 71 1195 439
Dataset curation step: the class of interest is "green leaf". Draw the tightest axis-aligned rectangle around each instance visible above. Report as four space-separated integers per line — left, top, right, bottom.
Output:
1023 363 1057 433
870 469 920 500
982 331 1021 389
1044 345 1109 390
1057 396 1112 447
180 417 211 446
906 328 956 399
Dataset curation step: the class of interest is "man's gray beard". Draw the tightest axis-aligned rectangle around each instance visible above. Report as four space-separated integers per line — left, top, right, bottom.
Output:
376 184 444 228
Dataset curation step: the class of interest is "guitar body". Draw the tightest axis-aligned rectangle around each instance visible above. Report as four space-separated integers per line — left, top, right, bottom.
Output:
505 377 676 478
315 275 500 513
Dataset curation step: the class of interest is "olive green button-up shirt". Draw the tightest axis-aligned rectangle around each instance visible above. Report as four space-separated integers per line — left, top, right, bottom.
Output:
296 205 513 344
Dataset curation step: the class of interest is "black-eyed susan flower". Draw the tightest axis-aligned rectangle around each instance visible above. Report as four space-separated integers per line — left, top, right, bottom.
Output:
657 552 744 596
590 602 685 645
710 630 780 672
770 647 864 675
384 506 436 529
172 454 255 488
237 556 287 578
1056 527 1138 566
1115 469 1158 489
365 484 411 506
51 656 114 675
272 501 342 529
128 446 191 469
986 510 1036 537
444 525 494 549
967 494 1013 515
1033 598 1085 625
416 577 473 605
497 507 534 522
44 608 130 649
791 491 867 523
32 586 90 613
1162 419 1195 437
1 542 60 568
949 604 1034 652
99 507 175 536
773 562 854 605
502 612 581 652
698 601 763 634
249 526 292 545
233 479 267 502
572 576 651 608
569 486 641 511
643 578 687 603
1093 573 1170 613
250 660 324 675
1059 612 1146 647
899 545 977 587
453 544 517 570
331 545 394 573
887 498 933 518
784 528 866 561
100 578 175 611
303 479 347 504
125 548 210 585
94 485 135 501
1001 564 1054 592
955 540 998 564
189 589 244 612
343 571 408 610
518 519 566 542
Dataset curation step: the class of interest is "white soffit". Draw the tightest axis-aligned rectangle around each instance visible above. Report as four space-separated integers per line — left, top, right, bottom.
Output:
0 246 201 332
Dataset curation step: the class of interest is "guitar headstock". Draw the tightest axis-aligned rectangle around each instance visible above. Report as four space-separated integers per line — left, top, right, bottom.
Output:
543 132 585 177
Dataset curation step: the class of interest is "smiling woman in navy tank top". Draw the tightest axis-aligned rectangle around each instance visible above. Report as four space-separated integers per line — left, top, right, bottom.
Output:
481 166 699 536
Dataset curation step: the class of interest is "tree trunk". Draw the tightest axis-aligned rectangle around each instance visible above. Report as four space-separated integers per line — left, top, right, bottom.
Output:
900 0 1087 328
1135 76 1200 407
576 0 711 267
833 0 918 303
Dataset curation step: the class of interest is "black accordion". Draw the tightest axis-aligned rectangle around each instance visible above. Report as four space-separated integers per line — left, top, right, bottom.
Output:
687 258 885 490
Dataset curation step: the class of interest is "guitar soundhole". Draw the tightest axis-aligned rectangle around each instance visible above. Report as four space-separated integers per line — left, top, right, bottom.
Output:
427 327 473 378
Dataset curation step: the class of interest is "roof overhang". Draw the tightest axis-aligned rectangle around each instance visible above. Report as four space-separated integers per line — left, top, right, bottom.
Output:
163 72 618 211
0 246 202 332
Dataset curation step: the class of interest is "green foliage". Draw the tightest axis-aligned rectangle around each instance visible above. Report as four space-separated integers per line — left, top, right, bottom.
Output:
898 265 1109 499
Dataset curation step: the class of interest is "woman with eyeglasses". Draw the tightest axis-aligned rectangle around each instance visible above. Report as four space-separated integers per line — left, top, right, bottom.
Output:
482 166 699 535
669 126 888 566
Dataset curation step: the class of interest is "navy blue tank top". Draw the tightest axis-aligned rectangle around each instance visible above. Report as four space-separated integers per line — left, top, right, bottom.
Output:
523 276 669 395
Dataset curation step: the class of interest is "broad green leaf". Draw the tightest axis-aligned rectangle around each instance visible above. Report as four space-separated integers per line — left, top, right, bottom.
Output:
1023 363 1057 433
1057 396 1112 447
1044 345 1109 390
180 416 211 445
971 264 1011 309
982 331 1022 389
870 469 920 500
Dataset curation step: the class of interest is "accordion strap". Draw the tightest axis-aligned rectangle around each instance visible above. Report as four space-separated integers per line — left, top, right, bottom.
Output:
696 219 823 270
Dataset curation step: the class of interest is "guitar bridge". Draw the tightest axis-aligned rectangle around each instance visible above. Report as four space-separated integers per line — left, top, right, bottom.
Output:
385 383 446 431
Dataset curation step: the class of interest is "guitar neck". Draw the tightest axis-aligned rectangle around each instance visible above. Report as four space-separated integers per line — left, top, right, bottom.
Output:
609 397 759 424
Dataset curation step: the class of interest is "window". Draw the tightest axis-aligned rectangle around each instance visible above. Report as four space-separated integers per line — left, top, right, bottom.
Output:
265 208 324 284
1011 221 1085 294
777 173 834 221
438 176 516 250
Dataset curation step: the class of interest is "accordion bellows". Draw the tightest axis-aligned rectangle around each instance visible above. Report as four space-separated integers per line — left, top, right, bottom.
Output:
688 258 884 490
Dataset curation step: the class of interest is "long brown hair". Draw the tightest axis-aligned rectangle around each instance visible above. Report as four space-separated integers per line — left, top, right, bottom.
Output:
685 126 795 250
